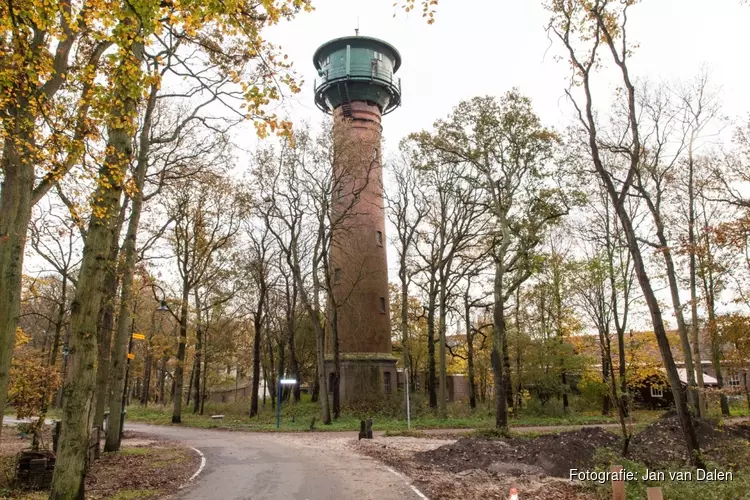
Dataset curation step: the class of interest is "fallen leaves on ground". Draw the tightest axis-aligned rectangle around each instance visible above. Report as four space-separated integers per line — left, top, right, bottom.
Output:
1 427 199 499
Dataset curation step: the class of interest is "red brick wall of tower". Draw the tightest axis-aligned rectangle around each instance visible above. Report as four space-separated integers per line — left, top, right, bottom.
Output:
330 101 391 355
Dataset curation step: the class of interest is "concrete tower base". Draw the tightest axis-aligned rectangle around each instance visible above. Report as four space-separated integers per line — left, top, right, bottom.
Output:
324 355 397 403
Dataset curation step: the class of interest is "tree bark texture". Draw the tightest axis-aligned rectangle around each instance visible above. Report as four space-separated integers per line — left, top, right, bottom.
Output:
0 132 35 434
103 77 155 451
50 98 134 499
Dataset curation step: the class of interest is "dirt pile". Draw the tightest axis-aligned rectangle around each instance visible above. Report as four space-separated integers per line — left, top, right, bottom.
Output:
414 426 619 478
627 411 750 467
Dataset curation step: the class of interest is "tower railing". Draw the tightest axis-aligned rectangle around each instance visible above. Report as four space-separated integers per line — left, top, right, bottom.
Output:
314 63 402 115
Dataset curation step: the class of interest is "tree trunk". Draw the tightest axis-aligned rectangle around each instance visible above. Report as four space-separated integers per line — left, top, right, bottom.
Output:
49 277 68 369
608 243 629 418
502 328 513 413
654 219 699 415
612 190 704 467
711 335 730 417
312 317 330 423
400 272 412 402
192 311 202 414
601 354 611 416
262 365 267 406
277 338 286 408
0 135 34 434
141 353 152 406
554 268 569 414
158 357 167 405
50 93 134 498
249 310 263 417
603 325 631 456
438 284 448 418
426 290 437 408
268 340 276 409
332 306 341 420
172 285 190 423
200 344 208 415
617 326 628 417
700 231 730 417
288 333 300 403
102 66 156 450
465 294 476 410
286 278 301 403
56 325 72 409
186 357 196 407
93 212 125 430
492 264 509 432
311 366 319 403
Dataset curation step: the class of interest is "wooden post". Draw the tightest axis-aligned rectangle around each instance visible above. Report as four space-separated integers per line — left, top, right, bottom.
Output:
366 418 373 439
646 487 664 500
611 465 625 500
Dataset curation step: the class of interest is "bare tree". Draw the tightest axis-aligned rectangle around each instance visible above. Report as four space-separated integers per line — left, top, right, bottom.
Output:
246 225 275 417
163 172 242 424
254 132 332 424
547 0 704 465
407 151 488 417
385 151 427 396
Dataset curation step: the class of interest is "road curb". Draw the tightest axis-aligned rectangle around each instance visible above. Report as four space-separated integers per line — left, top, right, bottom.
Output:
180 446 206 489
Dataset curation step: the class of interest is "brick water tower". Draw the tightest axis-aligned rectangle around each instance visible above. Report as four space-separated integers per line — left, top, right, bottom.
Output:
313 35 401 401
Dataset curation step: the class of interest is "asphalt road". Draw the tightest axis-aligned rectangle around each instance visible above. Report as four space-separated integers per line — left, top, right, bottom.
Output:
126 422 425 500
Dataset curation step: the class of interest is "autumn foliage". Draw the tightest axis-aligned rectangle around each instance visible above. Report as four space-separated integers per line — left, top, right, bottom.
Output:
8 328 61 435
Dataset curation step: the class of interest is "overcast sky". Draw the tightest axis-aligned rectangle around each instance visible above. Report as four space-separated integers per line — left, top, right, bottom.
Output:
261 0 750 149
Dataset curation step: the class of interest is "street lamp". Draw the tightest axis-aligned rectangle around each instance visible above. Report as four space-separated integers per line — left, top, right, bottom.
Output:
277 378 298 429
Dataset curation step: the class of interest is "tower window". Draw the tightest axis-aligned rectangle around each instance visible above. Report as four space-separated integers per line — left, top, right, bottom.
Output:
384 372 391 394
373 51 383 61
334 268 342 284
376 231 383 246
379 297 386 313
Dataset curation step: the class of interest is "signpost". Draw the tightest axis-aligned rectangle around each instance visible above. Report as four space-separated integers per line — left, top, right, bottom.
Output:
277 379 298 429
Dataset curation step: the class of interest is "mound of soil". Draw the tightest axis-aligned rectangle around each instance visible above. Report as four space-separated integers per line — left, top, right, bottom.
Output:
628 411 749 467
414 426 619 478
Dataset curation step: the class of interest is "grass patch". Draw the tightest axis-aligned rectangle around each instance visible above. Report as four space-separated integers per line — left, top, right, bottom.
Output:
119 447 151 456
124 395 664 434
587 448 750 500
383 429 427 438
